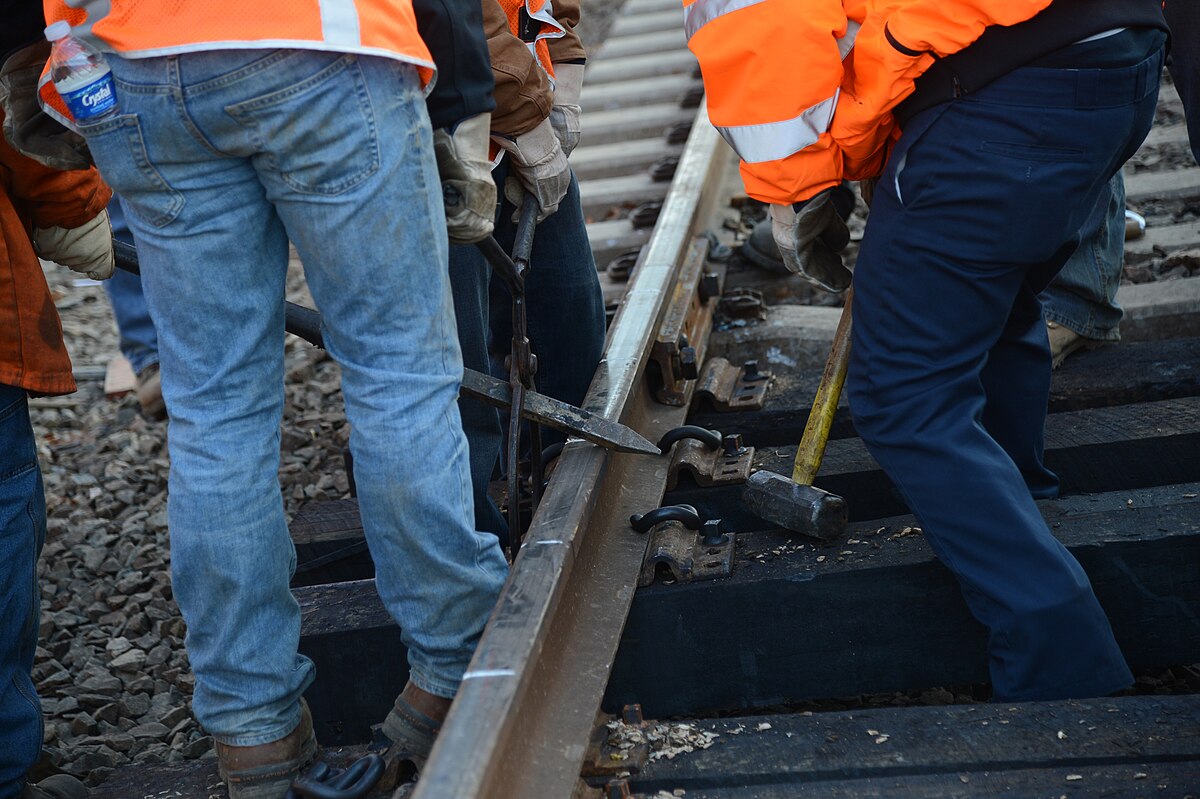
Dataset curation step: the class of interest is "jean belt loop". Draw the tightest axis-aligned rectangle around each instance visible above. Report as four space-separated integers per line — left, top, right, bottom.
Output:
166 55 179 92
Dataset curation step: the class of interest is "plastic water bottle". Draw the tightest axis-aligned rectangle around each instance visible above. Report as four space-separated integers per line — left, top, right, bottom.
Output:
45 20 117 123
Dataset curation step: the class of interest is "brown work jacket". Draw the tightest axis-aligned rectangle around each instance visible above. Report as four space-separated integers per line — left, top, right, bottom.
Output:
484 0 584 136
0 109 110 395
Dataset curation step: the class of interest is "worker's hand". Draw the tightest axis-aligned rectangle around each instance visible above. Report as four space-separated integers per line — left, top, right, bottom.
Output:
496 119 571 222
549 63 584 158
433 113 497 245
33 208 114 280
770 190 852 293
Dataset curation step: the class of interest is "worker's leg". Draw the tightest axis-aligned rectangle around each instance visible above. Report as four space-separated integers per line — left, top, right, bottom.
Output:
0 385 45 797
488 163 606 447
1040 173 1125 345
848 46 1160 700
82 51 313 745
264 55 508 700
1165 1 1200 164
103 198 161 375
448 244 509 539
979 282 1059 501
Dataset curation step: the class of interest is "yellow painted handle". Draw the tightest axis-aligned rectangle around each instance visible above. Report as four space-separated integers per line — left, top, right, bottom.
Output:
792 287 853 485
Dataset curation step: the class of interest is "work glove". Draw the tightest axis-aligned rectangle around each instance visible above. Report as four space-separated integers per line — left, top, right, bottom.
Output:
0 40 92 171
548 63 584 158
770 188 852 293
34 209 115 280
495 118 571 222
433 113 497 245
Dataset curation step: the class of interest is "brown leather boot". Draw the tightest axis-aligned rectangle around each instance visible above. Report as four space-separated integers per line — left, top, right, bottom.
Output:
379 681 451 778
135 363 167 421
1046 321 1105 369
215 702 318 799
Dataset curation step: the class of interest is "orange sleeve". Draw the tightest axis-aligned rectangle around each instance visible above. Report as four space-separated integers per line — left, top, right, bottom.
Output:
834 0 1053 176
687 0 852 204
0 129 111 231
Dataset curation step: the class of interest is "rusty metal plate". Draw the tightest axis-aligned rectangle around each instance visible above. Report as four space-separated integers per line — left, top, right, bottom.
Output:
694 357 772 411
638 519 734 587
665 436 754 491
650 236 721 406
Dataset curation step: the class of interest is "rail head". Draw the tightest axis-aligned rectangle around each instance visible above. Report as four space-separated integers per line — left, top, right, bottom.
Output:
411 106 725 799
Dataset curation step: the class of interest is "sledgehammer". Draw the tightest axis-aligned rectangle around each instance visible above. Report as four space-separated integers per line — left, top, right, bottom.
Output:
740 288 853 540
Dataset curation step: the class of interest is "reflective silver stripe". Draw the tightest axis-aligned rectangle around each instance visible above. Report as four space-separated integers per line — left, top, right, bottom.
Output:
683 0 768 41
709 19 859 163
715 91 838 163
838 20 861 59
63 0 112 45
527 0 566 38
319 0 362 48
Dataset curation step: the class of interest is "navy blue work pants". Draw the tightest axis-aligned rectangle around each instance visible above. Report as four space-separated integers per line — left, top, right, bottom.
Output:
449 161 606 539
848 46 1163 701
1165 1 1200 163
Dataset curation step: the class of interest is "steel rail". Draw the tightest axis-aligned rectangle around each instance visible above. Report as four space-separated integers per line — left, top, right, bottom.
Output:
410 107 726 799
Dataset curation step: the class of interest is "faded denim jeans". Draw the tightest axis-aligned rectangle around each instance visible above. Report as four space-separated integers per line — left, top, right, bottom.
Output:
0 385 45 798
1041 172 1125 340
81 49 508 746
103 198 160 375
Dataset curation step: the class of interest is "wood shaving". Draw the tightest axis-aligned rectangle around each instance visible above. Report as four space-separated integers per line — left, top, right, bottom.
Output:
607 719 719 762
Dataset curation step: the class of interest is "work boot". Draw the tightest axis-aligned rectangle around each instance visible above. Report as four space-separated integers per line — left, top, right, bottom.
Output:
740 219 789 273
215 701 318 799
1047 321 1103 369
135 363 167 421
20 775 88 799
380 681 450 774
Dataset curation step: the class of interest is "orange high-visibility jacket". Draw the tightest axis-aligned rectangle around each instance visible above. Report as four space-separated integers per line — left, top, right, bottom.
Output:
40 0 436 126
684 0 1054 204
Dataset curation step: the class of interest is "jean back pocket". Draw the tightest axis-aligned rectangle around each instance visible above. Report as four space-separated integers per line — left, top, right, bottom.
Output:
226 54 381 196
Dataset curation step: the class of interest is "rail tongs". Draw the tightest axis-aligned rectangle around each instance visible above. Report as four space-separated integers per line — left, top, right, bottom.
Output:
474 193 542 558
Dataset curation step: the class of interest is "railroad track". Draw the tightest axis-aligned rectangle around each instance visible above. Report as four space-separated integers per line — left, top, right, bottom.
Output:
89 1 1200 796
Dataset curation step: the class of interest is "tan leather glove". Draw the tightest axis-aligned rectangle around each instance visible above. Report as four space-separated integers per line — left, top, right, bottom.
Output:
34 209 114 280
495 119 571 221
549 63 584 158
770 189 852 293
433 113 497 245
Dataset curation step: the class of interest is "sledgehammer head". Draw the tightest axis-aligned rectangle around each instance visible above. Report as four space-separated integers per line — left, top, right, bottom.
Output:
741 470 847 540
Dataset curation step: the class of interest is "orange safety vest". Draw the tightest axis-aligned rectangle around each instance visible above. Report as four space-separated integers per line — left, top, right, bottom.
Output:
40 0 435 127
683 0 1054 205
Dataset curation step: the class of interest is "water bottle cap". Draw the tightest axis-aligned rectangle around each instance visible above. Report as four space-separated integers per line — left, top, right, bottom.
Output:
45 21 71 42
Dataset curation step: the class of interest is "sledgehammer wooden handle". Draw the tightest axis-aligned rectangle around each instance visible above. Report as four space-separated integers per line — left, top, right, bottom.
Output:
792 287 853 485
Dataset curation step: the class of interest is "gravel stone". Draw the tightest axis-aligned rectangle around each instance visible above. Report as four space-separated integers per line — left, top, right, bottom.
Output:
70 713 97 736
78 673 122 696
110 648 147 672
129 722 171 741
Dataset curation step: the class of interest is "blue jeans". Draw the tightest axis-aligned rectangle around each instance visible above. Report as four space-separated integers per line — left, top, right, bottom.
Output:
81 49 508 746
104 198 160 374
0 385 45 798
449 161 606 539
849 45 1162 701
1040 172 1125 340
